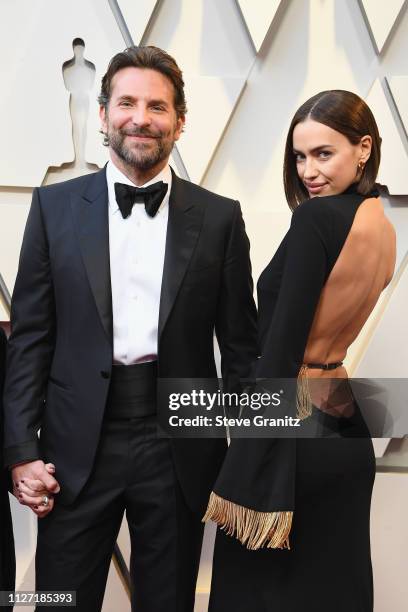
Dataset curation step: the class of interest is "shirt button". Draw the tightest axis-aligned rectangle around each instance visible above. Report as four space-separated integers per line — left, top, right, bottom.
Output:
100 370 110 379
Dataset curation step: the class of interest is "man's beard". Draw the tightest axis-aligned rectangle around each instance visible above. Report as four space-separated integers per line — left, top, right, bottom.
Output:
107 126 175 171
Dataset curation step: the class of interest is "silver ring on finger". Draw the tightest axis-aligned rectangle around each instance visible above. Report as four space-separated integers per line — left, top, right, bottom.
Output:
41 494 49 507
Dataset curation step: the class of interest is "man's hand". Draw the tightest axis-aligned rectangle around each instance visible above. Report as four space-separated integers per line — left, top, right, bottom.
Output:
12 460 60 518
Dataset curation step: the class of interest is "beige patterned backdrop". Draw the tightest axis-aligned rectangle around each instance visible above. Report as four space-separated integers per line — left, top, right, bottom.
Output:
1 1 407 610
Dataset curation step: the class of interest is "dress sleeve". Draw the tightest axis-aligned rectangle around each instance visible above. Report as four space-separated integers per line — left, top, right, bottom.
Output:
204 201 335 549
256 200 331 379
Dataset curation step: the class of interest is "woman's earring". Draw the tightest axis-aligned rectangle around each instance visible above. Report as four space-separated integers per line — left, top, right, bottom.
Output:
357 160 365 173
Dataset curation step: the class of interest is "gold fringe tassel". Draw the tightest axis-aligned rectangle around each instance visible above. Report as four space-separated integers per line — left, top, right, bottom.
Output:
202 492 292 550
296 364 313 420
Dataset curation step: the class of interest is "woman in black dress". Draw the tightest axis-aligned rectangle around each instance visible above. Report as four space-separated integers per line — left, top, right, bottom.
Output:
204 90 396 611
1 326 15 608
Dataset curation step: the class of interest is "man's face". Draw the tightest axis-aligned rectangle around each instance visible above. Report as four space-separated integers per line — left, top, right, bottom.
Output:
100 67 184 171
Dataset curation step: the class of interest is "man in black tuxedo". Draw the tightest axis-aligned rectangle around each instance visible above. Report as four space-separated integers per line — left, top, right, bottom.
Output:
3 46 257 611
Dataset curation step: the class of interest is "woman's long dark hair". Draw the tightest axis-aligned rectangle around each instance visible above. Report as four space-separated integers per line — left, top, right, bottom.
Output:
283 90 382 211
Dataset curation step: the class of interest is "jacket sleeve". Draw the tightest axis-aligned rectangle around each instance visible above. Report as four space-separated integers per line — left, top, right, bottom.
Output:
3 187 56 468
215 202 258 392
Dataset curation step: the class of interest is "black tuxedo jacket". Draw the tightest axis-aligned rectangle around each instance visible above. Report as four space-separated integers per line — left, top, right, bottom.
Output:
3 167 257 513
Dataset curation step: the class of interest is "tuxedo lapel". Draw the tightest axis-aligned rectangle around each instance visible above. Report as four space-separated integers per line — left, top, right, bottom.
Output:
158 171 204 339
70 168 113 345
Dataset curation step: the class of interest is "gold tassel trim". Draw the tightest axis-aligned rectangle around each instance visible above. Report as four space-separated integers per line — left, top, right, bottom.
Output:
202 492 292 550
296 364 313 420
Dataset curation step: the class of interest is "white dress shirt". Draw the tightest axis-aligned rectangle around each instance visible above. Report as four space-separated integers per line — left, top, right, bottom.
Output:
106 160 171 365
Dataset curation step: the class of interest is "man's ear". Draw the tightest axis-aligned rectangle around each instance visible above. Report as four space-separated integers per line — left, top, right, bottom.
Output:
99 105 107 133
174 115 186 141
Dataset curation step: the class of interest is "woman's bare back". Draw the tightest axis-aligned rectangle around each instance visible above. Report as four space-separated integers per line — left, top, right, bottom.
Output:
303 197 396 378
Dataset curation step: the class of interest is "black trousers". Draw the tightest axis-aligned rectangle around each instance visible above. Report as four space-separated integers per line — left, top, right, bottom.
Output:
35 415 204 611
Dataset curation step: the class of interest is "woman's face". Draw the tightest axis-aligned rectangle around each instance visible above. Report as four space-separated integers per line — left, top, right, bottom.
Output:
292 119 372 197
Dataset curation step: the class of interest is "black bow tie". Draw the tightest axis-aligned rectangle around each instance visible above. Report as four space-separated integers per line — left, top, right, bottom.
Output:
114 181 168 219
